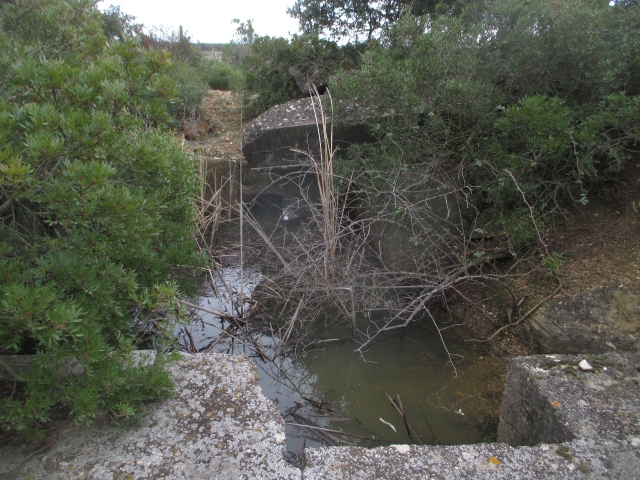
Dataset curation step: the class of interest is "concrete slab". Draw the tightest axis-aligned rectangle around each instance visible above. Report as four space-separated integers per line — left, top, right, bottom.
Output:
3 352 639 479
242 97 374 170
0 353 300 480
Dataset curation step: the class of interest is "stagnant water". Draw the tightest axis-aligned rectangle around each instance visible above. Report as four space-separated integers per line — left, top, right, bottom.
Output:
176 261 503 458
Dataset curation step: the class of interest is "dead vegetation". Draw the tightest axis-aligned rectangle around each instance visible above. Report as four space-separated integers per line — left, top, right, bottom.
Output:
174 90 639 450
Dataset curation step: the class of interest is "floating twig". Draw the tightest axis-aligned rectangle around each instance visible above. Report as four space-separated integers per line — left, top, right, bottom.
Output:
289 411 340 445
178 299 234 320
302 396 340 415
384 391 423 444
185 328 197 353
379 417 397 433
419 404 441 445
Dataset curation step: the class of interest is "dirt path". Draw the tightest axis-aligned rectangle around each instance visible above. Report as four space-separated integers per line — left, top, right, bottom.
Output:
183 90 245 161
549 162 640 295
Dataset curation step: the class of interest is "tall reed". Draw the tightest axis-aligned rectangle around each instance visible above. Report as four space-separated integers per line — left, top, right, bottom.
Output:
307 87 338 278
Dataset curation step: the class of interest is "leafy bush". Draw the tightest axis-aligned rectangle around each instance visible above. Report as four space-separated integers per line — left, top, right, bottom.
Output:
206 61 245 90
333 0 640 243
136 25 214 123
0 0 202 439
169 59 211 120
288 0 460 41
242 34 363 115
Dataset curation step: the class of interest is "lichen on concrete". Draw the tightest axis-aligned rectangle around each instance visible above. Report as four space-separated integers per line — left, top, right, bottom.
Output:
3 352 640 479
241 97 373 170
0 353 300 480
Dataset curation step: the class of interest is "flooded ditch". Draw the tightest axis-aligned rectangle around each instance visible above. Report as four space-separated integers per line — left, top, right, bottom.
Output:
179 195 506 458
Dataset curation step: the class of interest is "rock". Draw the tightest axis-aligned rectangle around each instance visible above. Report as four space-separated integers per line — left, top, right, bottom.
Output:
242 97 375 170
579 359 594 371
182 116 212 140
529 282 640 354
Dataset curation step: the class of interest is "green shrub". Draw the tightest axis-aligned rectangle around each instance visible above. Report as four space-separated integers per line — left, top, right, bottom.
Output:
242 34 363 115
0 0 202 440
333 0 640 242
137 26 212 123
169 59 210 119
541 253 565 276
206 61 245 90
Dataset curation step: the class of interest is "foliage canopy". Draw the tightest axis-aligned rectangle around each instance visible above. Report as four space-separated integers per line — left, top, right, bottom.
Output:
288 0 460 41
242 33 363 115
333 0 640 235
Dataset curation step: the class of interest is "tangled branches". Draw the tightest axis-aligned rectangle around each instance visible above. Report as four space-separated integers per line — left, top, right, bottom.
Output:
245 92 524 362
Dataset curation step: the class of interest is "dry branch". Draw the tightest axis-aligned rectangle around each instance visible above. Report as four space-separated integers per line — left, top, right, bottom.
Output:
466 283 564 343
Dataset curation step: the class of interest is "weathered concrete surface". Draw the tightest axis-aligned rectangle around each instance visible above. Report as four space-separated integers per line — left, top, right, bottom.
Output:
242 97 374 170
0 353 300 480
498 353 640 448
305 443 585 479
201 156 319 218
305 353 640 479
3 352 640 479
529 282 640 353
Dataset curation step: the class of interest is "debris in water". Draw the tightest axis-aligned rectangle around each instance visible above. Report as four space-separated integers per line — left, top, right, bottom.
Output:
379 418 397 433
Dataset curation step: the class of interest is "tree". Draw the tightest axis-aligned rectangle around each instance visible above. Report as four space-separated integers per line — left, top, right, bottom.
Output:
242 33 363 114
100 4 142 41
288 0 459 41
0 0 202 439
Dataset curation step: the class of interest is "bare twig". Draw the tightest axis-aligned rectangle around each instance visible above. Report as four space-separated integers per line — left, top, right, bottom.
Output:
286 423 378 441
178 299 234 320
384 391 423 444
419 405 440 445
504 168 549 256
379 417 397 433
467 283 563 343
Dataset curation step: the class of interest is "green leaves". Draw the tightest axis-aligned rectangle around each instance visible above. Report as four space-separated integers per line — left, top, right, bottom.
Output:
333 0 640 229
243 33 363 114
0 0 200 439
496 96 572 154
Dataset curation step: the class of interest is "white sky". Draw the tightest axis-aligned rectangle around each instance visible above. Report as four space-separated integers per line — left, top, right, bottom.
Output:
98 0 301 44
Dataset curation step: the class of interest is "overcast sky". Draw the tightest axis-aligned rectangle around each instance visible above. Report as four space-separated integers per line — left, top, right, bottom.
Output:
98 0 301 44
